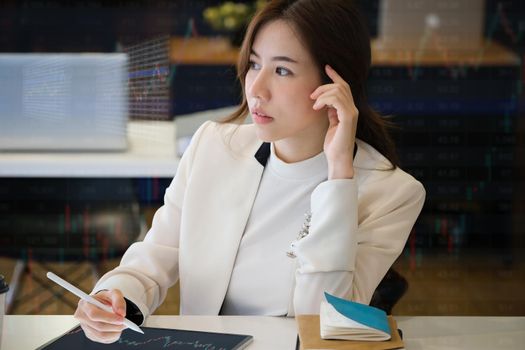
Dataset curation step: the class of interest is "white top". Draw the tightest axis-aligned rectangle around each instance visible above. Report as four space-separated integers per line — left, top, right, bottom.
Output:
221 143 328 315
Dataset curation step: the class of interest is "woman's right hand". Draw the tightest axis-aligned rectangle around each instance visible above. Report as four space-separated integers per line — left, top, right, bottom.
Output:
74 289 127 344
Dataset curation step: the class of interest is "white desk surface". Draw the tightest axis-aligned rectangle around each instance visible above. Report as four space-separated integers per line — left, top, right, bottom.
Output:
1 315 297 350
2 315 525 350
0 121 180 178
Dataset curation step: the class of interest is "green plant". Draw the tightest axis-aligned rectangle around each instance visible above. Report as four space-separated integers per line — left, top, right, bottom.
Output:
203 1 266 32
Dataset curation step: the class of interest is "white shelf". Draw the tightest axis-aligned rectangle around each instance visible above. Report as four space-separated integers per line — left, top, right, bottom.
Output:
0 120 179 178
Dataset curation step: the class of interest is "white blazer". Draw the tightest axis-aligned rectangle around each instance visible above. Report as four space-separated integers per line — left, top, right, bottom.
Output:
95 121 425 321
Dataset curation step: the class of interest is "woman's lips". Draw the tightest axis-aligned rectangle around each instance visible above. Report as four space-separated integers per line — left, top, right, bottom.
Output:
252 111 274 125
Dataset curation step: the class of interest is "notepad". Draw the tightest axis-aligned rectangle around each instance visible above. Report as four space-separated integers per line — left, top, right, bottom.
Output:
321 292 391 341
37 325 253 350
295 292 404 350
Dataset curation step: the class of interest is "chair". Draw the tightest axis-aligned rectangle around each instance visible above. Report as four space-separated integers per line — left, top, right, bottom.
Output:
369 268 409 314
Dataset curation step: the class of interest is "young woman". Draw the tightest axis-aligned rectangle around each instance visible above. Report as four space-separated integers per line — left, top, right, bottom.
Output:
75 0 425 343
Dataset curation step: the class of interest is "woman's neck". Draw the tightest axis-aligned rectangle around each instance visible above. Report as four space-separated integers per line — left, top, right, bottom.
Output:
273 130 326 163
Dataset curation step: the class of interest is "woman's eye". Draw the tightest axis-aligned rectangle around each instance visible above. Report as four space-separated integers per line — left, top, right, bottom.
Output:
249 61 261 70
276 67 292 76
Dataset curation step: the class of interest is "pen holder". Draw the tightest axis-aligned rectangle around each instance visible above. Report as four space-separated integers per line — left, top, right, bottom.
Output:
0 275 9 347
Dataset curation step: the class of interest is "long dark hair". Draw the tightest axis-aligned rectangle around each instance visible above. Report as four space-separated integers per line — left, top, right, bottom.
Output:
221 0 399 168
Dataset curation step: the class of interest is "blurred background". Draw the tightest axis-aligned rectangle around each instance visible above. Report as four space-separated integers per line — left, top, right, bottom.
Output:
0 0 523 316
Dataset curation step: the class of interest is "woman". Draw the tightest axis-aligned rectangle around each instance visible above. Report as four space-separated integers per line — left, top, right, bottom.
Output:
75 0 425 343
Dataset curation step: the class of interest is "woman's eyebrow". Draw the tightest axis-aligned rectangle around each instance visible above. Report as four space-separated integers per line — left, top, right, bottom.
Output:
250 49 299 64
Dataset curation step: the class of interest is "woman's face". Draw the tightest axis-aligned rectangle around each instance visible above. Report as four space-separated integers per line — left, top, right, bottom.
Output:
245 20 328 152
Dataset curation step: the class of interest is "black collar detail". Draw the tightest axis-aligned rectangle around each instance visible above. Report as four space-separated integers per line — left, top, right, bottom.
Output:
254 142 271 166
253 142 358 167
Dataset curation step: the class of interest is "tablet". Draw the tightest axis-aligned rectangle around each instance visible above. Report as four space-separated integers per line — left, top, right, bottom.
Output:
37 325 253 350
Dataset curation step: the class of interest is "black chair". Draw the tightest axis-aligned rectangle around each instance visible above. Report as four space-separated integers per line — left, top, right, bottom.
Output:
369 268 409 315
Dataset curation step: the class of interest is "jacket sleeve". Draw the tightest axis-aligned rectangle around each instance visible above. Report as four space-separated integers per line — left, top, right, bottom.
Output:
292 171 425 315
93 121 212 323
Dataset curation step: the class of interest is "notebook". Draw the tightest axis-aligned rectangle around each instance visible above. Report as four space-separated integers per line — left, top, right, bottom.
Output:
377 0 485 50
297 315 403 350
0 53 129 151
296 292 404 350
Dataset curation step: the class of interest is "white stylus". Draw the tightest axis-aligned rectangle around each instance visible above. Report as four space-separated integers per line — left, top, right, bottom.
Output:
46 271 144 334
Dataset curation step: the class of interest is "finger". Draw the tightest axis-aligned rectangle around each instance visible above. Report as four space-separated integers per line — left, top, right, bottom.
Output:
80 299 124 325
85 318 126 333
325 66 356 104
75 304 125 337
108 289 127 317
92 290 113 306
312 97 328 111
311 82 353 104
81 323 122 344
91 290 126 319
310 84 336 100
325 65 347 85
78 314 126 333
312 93 340 111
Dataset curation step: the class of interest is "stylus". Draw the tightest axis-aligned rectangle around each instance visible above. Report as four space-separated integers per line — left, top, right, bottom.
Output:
46 271 144 334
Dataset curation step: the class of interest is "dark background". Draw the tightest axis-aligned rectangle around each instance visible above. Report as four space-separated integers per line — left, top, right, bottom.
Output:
0 0 522 52
0 0 524 315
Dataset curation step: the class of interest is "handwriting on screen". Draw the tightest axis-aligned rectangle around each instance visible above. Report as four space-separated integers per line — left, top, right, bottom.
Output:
38 326 253 350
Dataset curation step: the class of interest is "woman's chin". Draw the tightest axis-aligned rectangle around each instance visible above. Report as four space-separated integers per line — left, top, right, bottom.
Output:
254 127 278 143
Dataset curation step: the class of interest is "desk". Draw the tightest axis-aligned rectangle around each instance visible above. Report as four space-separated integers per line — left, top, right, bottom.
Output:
2 315 525 350
0 121 179 178
1 315 297 350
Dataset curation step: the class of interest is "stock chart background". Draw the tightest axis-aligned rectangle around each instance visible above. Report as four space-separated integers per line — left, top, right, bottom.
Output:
0 0 524 316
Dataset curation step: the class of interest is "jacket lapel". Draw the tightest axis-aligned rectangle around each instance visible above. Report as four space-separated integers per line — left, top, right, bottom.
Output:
180 140 269 315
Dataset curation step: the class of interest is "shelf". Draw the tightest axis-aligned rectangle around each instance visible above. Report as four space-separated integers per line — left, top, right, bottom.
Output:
169 36 520 67
0 121 179 178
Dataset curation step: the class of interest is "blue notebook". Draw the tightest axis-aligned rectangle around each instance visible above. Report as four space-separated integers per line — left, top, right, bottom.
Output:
320 292 391 341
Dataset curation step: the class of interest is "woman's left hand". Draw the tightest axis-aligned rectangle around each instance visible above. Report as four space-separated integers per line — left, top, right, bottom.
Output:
310 65 358 179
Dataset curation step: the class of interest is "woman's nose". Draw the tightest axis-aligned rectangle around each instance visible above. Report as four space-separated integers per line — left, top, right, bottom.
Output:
247 70 270 101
